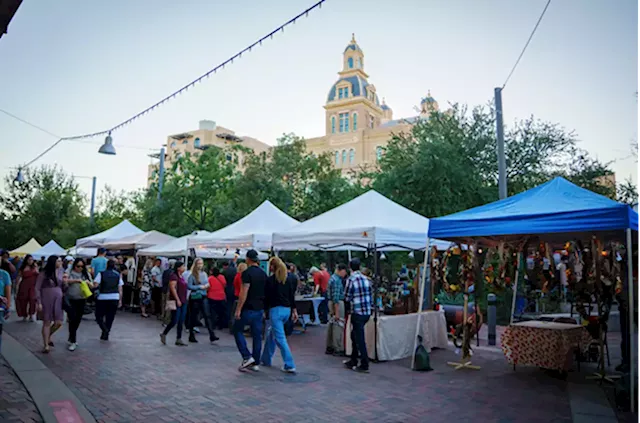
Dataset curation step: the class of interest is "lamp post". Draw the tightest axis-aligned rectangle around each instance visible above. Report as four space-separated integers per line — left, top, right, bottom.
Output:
74 175 98 227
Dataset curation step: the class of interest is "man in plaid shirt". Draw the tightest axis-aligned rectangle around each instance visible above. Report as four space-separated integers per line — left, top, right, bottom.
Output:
343 258 372 373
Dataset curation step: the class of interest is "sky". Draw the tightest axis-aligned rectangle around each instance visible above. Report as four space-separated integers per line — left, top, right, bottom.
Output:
0 0 637 203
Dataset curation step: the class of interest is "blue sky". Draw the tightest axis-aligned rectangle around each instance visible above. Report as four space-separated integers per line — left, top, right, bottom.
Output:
0 0 637 201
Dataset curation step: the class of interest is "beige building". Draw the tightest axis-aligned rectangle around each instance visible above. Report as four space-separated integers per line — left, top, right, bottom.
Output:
305 34 439 175
147 120 270 184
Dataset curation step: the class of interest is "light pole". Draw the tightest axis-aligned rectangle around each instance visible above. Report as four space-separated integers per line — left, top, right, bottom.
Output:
74 175 98 227
495 87 507 199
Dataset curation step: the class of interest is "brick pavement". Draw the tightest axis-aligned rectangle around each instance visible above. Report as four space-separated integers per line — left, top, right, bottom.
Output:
4 313 576 423
0 355 43 422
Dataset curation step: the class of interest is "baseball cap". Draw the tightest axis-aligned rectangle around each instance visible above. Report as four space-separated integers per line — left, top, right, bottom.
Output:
246 249 259 261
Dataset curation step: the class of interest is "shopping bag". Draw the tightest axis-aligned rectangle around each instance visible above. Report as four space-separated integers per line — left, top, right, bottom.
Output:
165 300 177 311
413 335 433 371
79 281 93 299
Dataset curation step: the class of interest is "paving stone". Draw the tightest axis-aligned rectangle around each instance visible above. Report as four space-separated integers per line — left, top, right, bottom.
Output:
0 356 43 422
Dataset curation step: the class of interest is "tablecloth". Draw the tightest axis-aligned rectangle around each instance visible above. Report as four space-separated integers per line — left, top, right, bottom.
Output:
501 321 593 371
345 311 449 361
295 296 324 325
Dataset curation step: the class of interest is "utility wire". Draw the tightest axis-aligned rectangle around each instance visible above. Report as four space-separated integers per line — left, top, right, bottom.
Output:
502 0 551 89
5 0 327 168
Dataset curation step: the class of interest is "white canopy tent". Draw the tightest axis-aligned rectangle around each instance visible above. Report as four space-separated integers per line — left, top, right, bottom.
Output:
76 220 143 248
66 246 97 258
102 231 176 250
272 190 450 251
190 200 299 250
138 234 268 260
31 240 66 259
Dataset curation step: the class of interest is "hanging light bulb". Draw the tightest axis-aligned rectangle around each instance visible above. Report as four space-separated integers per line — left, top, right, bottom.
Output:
380 252 386 260
98 132 116 155
408 251 415 259
14 168 24 183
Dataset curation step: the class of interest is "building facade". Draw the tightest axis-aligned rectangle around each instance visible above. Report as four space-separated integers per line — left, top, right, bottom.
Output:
304 34 439 174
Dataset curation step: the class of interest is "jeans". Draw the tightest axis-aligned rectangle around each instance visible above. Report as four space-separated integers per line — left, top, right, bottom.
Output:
350 313 370 369
95 300 119 334
163 303 188 340
261 307 295 369
233 309 263 362
318 291 329 323
188 298 211 338
67 298 86 343
204 299 227 340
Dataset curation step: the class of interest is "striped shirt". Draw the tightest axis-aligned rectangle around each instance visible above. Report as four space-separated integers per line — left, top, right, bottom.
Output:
344 271 372 316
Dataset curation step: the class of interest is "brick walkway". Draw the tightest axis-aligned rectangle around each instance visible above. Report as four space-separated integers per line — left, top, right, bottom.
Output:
4 313 575 423
0 355 43 422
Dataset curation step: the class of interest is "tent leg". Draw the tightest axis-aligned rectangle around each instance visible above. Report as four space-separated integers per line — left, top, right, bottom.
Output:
626 229 635 413
411 238 430 370
510 252 522 325
373 244 379 363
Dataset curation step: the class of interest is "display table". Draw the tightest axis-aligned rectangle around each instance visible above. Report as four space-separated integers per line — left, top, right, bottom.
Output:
345 311 448 361
501 320 593 371
295 296 324 326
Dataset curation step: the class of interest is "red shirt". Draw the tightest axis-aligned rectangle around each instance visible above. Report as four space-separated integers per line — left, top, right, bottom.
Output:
207 275 226 301
314 270 330 293
233 273 242 297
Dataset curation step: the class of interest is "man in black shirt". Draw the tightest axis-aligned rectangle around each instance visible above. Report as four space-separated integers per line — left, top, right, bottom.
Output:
233 250 266 372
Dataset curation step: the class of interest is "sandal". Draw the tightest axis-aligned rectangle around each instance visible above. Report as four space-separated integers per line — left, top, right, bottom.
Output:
41 347 50 354
48 341 54 347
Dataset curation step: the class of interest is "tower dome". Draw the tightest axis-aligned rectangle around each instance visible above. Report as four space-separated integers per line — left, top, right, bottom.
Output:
420 90 439 114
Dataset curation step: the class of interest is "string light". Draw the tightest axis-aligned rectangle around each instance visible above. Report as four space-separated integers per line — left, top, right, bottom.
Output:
6 0 327 169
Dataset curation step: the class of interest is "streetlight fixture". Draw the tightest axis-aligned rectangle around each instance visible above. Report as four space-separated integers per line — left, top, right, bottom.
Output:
14 168 24 183
98 132 116 155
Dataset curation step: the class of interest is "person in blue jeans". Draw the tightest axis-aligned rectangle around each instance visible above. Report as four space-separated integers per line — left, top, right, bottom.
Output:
261 257 298 373
160 261 189 347
0 266 12 353
233 250 266 372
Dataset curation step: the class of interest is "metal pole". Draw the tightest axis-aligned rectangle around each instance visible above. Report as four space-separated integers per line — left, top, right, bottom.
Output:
510 252 522 324
411 237 430 370
488 293 497 346
89 176 97 228
495 87 507 200
626 228 635 413
157 147 166 201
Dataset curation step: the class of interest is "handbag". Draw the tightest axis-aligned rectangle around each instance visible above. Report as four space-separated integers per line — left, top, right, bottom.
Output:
165 300 177 311
79 281 93 299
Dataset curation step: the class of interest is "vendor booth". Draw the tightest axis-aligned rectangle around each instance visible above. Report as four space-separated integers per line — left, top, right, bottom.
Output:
138 233 268 261
425 177 638 407
76 219 143 248
102 231 175 251
273 190 450 361
31 240 66 259
9 238 41 257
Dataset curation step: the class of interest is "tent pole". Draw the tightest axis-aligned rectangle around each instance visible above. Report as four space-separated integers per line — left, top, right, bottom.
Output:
373 244 379 362
348 250 352 262
626 228 635 413
411 238 430 370
510 252 522 325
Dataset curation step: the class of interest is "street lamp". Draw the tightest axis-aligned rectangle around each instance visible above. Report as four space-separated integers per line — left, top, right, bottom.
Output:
98 132 116 155
14 168 24 183
74 175 98 228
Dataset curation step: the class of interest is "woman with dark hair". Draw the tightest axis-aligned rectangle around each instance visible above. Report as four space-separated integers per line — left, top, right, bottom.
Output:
65 258 92 351
160 261 188 346
16 255 38 322
35 255 65 353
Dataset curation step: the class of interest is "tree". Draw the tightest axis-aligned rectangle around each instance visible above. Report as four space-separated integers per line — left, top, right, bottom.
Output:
94 186 144 232
617 179 638 206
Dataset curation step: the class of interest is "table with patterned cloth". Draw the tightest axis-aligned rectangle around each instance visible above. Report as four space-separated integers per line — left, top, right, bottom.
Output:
501 320 593 371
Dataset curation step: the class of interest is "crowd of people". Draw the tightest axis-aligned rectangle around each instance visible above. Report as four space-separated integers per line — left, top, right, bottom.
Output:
0 247 374 374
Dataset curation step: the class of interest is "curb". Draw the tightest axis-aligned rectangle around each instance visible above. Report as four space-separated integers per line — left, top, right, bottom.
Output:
1 333 96 423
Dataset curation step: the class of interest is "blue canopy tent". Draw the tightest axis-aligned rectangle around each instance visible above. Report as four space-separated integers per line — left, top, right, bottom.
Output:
418 177 638 404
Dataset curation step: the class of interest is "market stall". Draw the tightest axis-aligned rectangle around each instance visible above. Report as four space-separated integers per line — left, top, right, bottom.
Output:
273 190 451 361
9 238 41 257
30 240 66 259
76 219 143 248
425 177 638 403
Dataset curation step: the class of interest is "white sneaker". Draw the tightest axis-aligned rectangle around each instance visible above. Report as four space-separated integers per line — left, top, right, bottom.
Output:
281 366 296 374
68 343 77 352
250 365 260 372
239 357 256 372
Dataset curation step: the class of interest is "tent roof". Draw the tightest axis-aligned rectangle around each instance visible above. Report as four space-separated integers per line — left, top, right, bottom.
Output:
31 240 66 259
66 246 97 258
428 177 639 241
76 220 143 248
190 201 298 250
138 233 267 260
272 190 447 251
9 238 42 256
102 230 175 250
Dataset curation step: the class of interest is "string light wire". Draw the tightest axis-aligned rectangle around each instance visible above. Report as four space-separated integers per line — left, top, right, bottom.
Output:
4 0 327 168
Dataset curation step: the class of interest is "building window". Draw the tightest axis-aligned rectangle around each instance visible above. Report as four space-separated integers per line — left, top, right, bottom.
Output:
369 115 375 129
339 112 350 133
342 150 347 164
348 57 354 69
171 141 177 148
194 137 201 148
182 139 188 144
349 149 355 164
376 146 383 161
338 87 349 99
226 153 232 161
358 58 363 68
176 152 182 159
331 116 336 134
335 151 340 165
353 113 357 131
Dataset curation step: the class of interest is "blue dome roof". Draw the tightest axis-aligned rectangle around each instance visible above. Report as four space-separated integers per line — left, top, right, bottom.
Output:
344 43 362 53
381 103 390 110
421 96 436 104
327 75 380 105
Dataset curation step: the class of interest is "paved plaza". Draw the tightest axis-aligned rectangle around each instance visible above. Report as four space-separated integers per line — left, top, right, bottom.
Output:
1 311 587 423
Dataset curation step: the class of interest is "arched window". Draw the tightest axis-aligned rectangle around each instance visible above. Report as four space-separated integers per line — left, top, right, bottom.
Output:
358 58 363 68
376 146 383 161
225 153 233 162
348 57 354 69
331 116 336 134
194 137 201 148
170 141 177 148
176 152 183 160
335 151 340 165
182 139 188 144
353 113 357 131
342 150 347 164
349 149 355 164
